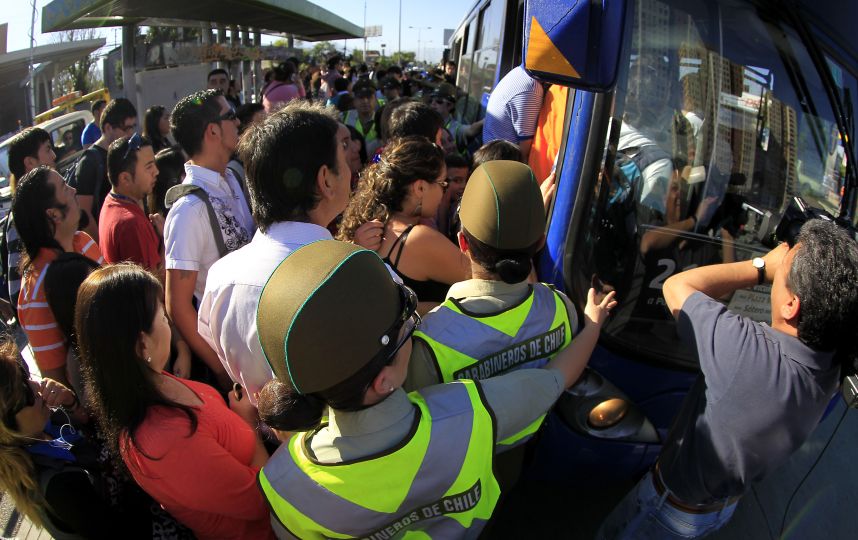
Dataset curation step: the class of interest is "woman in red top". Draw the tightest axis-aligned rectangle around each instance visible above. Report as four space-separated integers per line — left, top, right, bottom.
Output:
75 264 273 540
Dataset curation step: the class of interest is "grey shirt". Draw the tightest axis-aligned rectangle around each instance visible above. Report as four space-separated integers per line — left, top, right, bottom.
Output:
660 292 838 503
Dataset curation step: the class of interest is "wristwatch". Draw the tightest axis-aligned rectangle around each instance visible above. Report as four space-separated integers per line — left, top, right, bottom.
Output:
752 257 766 285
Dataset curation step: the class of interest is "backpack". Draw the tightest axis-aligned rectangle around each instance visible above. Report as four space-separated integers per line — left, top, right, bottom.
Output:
64 147 106 222
164 184 228 258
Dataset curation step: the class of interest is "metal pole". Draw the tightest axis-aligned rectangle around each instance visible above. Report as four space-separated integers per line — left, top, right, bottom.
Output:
253 29 262 103
398 0 402 63
27 0 37 123
363 0 367 62
121 25 140 118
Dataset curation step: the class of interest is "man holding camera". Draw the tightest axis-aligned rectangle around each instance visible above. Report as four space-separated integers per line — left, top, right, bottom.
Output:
600 219 858 539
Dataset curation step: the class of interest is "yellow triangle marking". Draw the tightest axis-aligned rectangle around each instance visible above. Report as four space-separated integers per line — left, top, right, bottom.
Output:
526 16 580 78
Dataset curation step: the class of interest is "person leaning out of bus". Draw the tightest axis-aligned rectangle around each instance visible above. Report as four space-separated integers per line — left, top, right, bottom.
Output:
254 239 616 539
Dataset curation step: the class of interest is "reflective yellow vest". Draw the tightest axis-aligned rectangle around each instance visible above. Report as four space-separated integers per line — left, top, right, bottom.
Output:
413 283 573 447
258 380 500 539
342 109 379 147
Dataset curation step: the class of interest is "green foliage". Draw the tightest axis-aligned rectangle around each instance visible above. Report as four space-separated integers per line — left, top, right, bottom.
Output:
144 26 201 44
386 51 416 67
308 41 339 63
52 29 103 95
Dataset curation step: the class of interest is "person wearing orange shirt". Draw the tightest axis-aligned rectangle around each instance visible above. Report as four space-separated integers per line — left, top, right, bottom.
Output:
14 167 102 387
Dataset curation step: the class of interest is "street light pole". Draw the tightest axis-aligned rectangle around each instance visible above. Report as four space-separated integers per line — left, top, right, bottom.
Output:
408 26 431 64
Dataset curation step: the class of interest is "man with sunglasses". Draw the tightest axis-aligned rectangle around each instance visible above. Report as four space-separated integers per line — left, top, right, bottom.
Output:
99 134 163 279
69 98 138 242
164 89 253 391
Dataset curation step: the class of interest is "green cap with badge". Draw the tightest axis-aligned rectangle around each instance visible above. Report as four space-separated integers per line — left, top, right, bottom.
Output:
257 240 400 395
459 160 545 250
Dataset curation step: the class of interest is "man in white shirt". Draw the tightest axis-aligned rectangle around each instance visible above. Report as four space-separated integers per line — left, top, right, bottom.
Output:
198 101 352 402
165 89 254 389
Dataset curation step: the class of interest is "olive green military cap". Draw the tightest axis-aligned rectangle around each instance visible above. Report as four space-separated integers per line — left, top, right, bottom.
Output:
459 160 545 250
257 240 400 395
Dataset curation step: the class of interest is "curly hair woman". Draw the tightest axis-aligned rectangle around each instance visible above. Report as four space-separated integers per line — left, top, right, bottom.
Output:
338 136 470 312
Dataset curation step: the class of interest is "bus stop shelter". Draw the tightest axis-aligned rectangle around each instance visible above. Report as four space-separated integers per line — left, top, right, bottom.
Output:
40 0 363 112
0 38 105 133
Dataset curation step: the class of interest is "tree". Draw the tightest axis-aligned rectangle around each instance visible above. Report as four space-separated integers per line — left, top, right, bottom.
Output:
387 51 416 67
51 29 104 95
308 41 338 63
145 26 200 44
351 49 364 63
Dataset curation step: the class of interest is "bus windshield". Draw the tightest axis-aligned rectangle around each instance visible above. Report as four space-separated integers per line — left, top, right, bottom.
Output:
567 0 854 369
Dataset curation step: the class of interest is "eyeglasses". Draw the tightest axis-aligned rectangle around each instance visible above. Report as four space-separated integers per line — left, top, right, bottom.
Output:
122 132 143 161
217 108 237 122
431 98 452 106
120 121 137 134
376 284 421 365
4 364 36 431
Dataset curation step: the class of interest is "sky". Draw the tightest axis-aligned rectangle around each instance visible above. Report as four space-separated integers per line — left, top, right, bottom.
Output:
2 0 473 62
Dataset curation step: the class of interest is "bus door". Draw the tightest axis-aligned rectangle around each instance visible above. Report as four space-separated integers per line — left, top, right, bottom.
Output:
522 0 856 484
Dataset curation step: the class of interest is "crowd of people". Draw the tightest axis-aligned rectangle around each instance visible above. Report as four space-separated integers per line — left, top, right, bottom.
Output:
0 51 855 540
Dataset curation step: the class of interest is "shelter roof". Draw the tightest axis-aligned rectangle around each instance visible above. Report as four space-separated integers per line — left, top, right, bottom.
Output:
0 38 105 92
42 0 363 41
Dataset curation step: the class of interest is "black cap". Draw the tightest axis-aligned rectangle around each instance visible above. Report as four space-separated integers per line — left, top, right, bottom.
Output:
352 79 376 97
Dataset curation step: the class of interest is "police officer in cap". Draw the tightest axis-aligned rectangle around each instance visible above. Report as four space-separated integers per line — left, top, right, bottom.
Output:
255 240 615 539
407 160 580 449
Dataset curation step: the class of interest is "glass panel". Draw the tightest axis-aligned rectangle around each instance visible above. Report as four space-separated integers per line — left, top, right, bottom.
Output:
567 0 848 369
479 1 502 51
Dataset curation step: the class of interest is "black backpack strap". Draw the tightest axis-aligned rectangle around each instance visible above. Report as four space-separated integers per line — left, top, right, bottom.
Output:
76 147 106 222
165 185 229 258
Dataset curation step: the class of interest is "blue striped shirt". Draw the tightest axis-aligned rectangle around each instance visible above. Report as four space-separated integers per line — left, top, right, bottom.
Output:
483 66 545 144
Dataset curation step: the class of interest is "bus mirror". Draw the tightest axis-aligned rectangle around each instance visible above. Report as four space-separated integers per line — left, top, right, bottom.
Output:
523 0 628 92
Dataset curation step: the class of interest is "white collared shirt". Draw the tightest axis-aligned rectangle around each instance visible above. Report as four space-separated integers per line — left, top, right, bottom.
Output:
198 221 332 404
164 163 254 300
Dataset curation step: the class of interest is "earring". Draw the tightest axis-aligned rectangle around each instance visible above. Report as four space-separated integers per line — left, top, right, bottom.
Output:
146 356 152 364
388 386 394 393
414 198 423 217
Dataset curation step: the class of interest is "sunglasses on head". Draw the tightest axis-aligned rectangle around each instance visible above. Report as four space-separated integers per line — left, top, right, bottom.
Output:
121 132 143 161
217 109 237 122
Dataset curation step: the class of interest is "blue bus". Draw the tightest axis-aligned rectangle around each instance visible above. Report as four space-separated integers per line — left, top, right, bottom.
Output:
449 0 856 488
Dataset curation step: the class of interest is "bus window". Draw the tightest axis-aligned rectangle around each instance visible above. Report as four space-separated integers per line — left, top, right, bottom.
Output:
464 1 505 123
566 0 852 369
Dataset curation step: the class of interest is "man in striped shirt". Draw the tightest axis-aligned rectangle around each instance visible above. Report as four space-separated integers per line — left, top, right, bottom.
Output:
482 65 545 162
14 166 102 385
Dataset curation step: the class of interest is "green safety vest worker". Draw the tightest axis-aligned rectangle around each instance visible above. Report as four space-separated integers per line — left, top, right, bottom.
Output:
413 283 573 447
342 109 380 150
259 380 500 539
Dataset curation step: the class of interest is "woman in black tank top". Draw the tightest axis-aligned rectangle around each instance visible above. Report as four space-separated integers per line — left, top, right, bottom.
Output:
338 137 470 312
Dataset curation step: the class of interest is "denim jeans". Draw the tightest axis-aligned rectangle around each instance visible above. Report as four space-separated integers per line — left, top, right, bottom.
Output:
596 470 739 539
